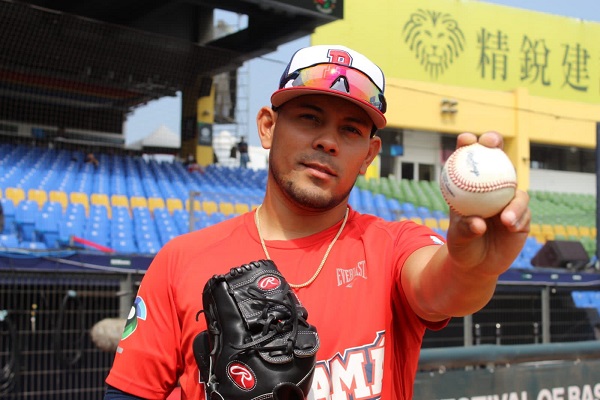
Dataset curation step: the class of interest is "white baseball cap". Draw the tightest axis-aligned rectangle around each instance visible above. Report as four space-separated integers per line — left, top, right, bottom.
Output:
271 45 387 130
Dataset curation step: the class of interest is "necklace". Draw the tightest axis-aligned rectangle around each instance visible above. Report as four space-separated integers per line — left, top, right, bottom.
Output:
254 204 349 289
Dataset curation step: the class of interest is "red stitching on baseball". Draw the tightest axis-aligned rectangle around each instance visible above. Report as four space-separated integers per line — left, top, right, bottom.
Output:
447 145 516 193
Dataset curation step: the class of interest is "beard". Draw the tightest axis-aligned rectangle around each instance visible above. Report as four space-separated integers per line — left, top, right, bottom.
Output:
268 152 353 211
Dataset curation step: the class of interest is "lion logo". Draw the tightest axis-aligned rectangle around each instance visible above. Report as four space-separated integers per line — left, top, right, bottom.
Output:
402 9 465 79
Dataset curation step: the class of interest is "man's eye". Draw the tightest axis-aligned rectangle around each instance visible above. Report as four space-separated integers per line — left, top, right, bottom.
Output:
300 114 319 122
343 126 363 136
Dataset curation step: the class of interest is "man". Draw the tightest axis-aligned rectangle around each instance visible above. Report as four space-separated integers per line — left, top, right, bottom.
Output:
237 135 250 168
104 44 530 399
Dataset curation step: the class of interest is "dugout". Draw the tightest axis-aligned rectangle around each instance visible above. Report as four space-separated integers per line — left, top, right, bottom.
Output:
0 0 343 163
0 2 343 399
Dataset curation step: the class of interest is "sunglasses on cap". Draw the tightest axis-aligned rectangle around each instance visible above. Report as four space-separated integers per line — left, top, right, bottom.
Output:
280 64 387 114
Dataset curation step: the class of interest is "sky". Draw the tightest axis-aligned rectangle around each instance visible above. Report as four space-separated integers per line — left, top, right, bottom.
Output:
124 0 600 148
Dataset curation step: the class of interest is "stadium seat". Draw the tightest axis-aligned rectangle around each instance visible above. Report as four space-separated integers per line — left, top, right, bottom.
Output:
111 194 130 209
553 224 567 240
234 202 250 215
5 187 25 206
70 192 90 216
112 239 138 254
49 190 69 212
166 198 183 214
571 291 593 308
0 198 17 234
202 200 219 215
0 233 19 248
438 218 450 232
423 217 439 230
91 193 111 216
34 212 60 248
148 197 166 213
130 196 148 209
27 189 48 209
219 201 235 216
185 198 202 212
578 226 592 238
20 241 48 251
566 225 580 240
15 200 39 241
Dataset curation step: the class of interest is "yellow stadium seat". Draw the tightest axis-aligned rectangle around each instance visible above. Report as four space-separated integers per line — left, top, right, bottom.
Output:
91 194 111 218
409 217 423 225
438 218 450 232
166 198 184 214
533 233 546 244
234 203 250 215
578 226 591 238
566 225 580 240
111 194 130 209
130 196 148 209
251 204 260 210
28 189 47 209
540 224 555 240
5 187 25 206
423 217 439 230
49 190 68 211
529 223 541 236
553 224 567 240
202 200 218 215
148 197 166 213
185 199 201 211
91 193 109 206
70 192 90 215
219 201 235 216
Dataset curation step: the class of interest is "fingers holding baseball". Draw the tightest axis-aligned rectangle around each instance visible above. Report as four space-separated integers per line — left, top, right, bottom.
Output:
500 189 531 233
456 131 503 150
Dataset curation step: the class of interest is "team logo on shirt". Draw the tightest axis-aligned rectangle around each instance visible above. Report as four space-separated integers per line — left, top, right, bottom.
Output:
309 331 385 399
121 296 147 340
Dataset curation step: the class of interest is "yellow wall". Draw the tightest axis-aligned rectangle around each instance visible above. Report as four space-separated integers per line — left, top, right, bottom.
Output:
314 0 600 104
312 0 600 191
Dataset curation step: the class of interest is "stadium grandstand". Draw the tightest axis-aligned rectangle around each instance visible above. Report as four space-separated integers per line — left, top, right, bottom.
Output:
0 0 599 399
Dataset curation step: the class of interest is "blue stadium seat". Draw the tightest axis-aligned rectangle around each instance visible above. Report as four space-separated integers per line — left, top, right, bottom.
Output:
0 233 19 248
15 200 39 241
112 239 138 254
20 241 48 251
571 291 593 308
0 198 17 234
34 212 60 248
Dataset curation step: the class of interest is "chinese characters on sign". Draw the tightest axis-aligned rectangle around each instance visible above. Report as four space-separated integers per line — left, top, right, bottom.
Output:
403 9 592 94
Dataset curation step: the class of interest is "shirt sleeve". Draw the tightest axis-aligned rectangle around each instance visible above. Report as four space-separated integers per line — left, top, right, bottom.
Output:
105 246 183 399
393 220 449 330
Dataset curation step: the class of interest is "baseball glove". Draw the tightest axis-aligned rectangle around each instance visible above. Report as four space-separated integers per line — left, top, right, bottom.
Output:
193 259 319 400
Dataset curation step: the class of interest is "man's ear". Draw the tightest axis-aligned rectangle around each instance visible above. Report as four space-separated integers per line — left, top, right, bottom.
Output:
256 106 277 150
359 136 382 175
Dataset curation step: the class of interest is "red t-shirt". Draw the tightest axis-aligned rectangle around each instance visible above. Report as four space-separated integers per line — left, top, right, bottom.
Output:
106 207 447 399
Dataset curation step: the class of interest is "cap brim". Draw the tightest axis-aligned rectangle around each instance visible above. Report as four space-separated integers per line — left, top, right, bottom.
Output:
271 87 387 130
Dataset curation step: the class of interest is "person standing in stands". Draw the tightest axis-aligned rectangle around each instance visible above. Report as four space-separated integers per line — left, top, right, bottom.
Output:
237 135 250 168
104 44 530 399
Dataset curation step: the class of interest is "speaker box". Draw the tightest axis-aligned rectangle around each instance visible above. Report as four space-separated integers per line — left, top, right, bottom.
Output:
531 240 590 269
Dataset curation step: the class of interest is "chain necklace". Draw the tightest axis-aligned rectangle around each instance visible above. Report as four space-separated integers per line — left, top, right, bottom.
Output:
254 204 349 289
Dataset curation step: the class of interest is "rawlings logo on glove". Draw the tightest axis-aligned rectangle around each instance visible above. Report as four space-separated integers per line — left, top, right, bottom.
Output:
193 260 319 400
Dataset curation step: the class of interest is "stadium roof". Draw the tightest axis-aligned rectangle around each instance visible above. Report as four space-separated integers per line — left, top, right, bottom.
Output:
0 0 342 133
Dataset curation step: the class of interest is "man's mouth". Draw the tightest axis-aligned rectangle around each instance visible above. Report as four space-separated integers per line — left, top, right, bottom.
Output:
302 162 337 177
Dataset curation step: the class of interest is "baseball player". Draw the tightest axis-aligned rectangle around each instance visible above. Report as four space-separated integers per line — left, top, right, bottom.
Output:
104 44 530 399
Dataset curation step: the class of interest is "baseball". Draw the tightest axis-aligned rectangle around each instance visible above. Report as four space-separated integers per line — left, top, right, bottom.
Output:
440 143 517 218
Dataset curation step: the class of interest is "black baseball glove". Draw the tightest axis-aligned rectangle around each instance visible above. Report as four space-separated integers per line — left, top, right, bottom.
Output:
193 260 319 400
